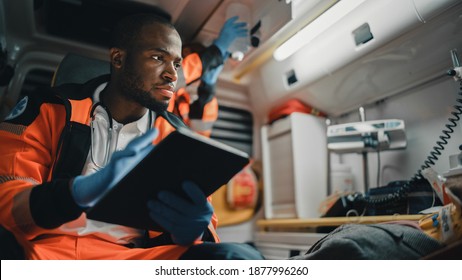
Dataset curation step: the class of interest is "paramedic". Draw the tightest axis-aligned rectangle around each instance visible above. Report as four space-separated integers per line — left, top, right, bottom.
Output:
0 13 263 260
174 16 248 137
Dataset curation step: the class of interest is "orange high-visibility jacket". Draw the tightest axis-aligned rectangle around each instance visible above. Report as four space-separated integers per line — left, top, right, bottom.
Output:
174 45 223 137
0 75 219 260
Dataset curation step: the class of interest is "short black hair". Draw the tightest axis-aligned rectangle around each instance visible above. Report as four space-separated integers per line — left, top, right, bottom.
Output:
110 13 176 50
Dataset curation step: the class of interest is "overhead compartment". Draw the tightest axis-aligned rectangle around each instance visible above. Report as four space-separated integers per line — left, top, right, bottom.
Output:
258 0 462 116
412 0 461 22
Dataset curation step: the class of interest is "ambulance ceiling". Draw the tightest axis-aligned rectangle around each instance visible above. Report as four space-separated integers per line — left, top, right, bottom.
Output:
32 0 222 47
31 0 281 48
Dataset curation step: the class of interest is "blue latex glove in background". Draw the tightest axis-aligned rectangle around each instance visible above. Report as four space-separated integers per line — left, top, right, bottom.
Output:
147 181 214 246
72 129 158 208
213 16 248 58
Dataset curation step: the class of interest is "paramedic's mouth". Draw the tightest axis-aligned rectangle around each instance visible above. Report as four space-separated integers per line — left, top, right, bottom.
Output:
156 85 174 99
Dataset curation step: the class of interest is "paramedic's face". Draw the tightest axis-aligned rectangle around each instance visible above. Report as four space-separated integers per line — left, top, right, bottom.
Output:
119 23 182 113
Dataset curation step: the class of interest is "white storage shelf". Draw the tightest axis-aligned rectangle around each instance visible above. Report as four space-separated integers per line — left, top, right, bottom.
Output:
261 112 328 219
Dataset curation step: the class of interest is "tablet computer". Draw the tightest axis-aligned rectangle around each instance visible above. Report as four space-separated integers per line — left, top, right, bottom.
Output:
86 127 250 231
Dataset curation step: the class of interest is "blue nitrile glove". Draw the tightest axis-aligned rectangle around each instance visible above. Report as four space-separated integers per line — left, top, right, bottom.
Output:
201 64 224 85
147 181 214 246
71 128 158 208
213 16 248 58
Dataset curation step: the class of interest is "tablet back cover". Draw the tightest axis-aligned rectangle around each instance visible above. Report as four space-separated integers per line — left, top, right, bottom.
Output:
86 127 250 231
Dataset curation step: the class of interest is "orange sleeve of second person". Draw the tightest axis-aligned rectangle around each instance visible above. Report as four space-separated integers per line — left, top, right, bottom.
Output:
182 53 203 85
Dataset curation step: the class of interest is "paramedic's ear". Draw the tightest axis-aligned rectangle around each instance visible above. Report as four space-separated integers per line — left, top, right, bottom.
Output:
109 48 124 69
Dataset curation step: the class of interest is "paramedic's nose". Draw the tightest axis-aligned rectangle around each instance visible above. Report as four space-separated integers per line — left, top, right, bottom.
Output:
162 62 178 83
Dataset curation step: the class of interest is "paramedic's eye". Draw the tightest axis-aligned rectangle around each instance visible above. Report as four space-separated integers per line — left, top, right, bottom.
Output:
152 55 163 62
174 62 181 70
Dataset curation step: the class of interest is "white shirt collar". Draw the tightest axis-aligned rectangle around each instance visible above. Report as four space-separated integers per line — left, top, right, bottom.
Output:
92 82 153 133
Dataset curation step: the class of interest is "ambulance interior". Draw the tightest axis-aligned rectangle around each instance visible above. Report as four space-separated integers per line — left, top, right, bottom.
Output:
1 0 462 259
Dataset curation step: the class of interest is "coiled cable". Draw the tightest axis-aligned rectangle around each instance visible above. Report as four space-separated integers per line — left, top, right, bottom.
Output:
363 81 462 208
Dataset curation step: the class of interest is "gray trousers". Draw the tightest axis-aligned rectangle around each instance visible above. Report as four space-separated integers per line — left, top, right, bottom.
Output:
292 223 444 260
